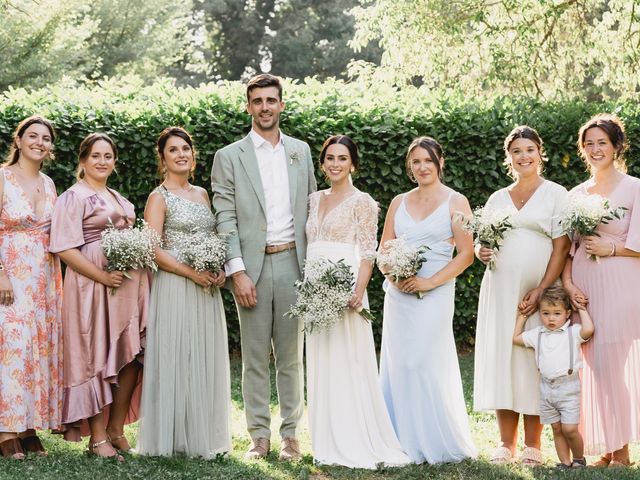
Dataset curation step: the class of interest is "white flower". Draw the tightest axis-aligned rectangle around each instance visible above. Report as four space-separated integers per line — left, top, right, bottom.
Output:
376 237 429 297
459 205 514 270
101 218 161 292
287 257 374 334
560 192 626 261
289 150 302 165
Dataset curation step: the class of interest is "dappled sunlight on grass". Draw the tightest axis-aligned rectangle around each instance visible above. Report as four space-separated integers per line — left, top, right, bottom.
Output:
0 352 638 479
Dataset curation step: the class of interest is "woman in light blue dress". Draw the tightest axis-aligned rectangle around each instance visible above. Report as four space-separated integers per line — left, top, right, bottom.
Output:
378 136 477 464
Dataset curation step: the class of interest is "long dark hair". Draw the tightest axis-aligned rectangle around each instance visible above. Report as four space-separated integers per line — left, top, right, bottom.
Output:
319 135 360 171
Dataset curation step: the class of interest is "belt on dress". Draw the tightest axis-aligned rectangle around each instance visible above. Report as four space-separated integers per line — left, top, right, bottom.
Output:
265 241 296 254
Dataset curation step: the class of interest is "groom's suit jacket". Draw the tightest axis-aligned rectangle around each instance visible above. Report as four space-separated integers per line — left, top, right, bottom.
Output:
211 133 317 283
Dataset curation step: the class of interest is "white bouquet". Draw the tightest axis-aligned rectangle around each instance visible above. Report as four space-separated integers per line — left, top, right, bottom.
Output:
377 237 429 298
460 206 514 270
560 192 626 261
288 257 374 334
173 230 229 292
101 218 160 293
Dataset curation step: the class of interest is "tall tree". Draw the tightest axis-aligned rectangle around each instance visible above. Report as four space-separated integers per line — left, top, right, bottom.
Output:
350 0 640 99
265 0 381 80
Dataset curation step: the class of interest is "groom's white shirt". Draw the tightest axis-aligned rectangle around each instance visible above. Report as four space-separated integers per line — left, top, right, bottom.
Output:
225 129 295 276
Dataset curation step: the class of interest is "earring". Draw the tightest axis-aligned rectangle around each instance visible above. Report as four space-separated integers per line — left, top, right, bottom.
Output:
408 168 417 183
350 167 355 173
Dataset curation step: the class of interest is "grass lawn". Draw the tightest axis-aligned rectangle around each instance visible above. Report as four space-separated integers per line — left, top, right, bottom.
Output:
1 352 638 479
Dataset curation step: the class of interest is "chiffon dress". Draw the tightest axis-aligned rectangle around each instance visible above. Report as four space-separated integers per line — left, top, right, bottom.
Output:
49 180 149 440
137 187 230 458
0 169 63 432
569 174 640 455
305 190 410 469
380 192 476 464
473 180 567 414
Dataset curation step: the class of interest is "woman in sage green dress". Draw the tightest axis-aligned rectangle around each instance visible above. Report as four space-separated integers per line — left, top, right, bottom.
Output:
137 127 230 458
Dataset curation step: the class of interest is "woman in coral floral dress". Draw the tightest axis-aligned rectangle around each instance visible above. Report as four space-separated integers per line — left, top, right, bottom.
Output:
0 116 63 460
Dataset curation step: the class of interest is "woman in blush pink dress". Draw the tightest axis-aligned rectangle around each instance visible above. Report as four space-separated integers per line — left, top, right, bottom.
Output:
562 113 640 467
50 133 149 461
0 116 63 460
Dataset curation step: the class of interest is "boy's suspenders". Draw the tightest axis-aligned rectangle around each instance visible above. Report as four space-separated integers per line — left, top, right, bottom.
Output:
536 326 574 376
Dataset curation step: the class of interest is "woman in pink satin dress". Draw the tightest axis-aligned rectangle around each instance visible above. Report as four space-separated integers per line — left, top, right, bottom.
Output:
562 113 640 467
50 133 149 460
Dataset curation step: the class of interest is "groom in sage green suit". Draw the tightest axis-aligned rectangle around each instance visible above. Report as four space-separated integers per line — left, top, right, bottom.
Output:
211 74 317 460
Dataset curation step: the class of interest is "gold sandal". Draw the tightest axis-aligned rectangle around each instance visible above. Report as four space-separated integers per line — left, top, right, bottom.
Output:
108 434 132 453
87 439 124 462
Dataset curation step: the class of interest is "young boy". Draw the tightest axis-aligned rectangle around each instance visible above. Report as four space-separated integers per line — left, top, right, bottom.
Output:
513 285 594 468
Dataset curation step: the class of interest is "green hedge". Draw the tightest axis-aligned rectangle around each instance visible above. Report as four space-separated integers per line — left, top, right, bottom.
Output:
1 79 639 350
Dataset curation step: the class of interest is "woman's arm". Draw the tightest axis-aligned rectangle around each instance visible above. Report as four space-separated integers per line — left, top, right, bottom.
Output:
584 235 640 258
144 192 219 287
398 192 474 294
349 195 378 310
57 248 123 287
377 195 402 276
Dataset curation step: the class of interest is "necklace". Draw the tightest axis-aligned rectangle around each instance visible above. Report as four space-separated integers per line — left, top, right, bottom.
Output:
163 182 193 192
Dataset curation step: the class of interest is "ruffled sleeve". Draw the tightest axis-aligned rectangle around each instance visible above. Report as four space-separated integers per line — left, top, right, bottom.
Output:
624 177 640 252
353 193 379 262
549 181 569 239
49 189 86 253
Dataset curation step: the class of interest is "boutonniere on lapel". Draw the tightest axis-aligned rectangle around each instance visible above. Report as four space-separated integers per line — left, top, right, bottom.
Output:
289 150 302 166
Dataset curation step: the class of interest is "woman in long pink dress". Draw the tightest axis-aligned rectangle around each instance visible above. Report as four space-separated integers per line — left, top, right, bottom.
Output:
50 133 149 460
0 116 63 460
562 113 640 467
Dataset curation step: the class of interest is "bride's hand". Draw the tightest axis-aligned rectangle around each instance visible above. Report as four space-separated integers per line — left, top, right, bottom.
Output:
348 293 364 311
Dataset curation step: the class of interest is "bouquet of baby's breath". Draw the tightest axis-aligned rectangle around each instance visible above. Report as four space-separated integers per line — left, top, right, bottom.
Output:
459 206 514 270
376 237 429 298
288 257 374 334
173 230 229 292
101 218 160 293
560 192 626 261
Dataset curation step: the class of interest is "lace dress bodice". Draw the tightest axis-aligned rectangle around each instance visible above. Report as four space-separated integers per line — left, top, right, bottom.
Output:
156 187 216 250
306 190 379 261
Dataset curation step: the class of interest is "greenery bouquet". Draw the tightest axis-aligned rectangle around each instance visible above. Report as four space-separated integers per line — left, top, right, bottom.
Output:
288 257 374 334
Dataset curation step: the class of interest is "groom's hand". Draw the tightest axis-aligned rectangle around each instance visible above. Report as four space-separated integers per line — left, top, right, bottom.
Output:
232 271 258 308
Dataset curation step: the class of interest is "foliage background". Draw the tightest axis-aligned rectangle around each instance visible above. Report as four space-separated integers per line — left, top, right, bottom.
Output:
1 79 638 350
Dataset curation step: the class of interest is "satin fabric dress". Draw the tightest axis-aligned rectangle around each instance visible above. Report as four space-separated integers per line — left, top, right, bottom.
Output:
380 193 476 464
50 180 149 440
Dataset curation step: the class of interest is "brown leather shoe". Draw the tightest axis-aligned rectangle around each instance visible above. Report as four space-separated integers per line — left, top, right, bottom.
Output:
279 437 301 461
245 438 270 460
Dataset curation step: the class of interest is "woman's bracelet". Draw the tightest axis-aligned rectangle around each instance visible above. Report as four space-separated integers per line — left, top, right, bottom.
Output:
609 241 616 257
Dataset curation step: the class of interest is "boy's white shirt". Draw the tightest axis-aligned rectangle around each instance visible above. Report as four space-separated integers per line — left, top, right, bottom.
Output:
522 321 588 380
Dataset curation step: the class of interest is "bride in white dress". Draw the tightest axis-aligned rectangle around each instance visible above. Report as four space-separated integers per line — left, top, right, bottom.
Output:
305 135 410 469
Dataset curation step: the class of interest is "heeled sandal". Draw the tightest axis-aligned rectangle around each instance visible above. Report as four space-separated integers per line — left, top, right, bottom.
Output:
87 439 124 462
20 435 47 457
108 434 132 453
0 438 25 460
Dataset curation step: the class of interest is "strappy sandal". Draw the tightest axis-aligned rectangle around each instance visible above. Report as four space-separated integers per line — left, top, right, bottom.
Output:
87 439 124 462
609 458 633 468
571 457 587 468
520 446 543 466
0 438 25 460
108 434 132 453
20 435 47 457
490 446 513 464
593 455 612 467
